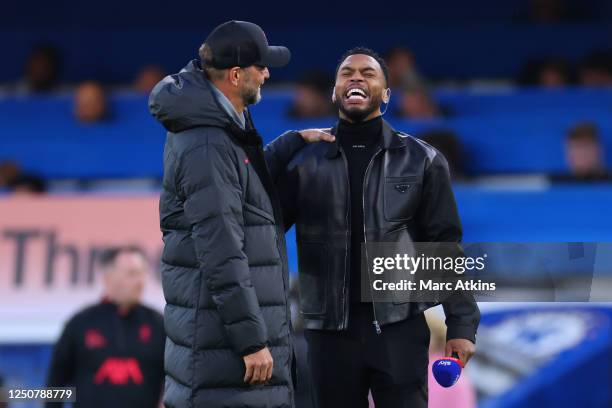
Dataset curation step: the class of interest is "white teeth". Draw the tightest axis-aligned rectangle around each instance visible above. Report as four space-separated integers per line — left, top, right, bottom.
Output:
346 88 367 99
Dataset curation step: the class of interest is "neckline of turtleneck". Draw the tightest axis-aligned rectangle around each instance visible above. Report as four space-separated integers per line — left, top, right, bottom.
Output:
337 115 383 144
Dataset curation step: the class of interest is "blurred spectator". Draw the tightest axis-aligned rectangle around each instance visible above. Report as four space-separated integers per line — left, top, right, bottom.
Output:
384 47 420 89
133 65 165 93
528 0 567 23
553 122 610 181
74 81 109 123
519 57 573 87
579 51 612 87
420 130 467 180
525 0 595 23
425 310 477 408
538 58 572 87
46 246 165 408
397 81 442 120
287 70 334 119
11 174 47 195
0 161 47 195
0 161 21 190
17 44 62 94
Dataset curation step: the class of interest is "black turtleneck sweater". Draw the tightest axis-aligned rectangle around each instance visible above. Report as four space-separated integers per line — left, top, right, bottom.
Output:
337 116 383 304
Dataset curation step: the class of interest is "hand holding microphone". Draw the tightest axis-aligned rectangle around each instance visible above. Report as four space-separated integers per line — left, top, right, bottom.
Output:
432 338 475 387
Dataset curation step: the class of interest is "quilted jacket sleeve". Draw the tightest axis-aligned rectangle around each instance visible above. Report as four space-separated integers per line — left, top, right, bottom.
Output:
177 140 268 356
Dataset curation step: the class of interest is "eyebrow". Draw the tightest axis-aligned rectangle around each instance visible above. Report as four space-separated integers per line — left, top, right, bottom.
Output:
340 66 378 73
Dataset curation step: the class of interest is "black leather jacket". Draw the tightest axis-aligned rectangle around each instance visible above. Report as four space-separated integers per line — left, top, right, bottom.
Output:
267 119 480 342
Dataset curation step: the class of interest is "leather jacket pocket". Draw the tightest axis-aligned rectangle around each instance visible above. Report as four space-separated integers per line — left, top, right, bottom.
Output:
296 242 328 315
384 176 421 222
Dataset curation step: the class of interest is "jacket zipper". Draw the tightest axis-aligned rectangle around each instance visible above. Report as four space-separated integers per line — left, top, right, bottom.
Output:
338 145 351 331
363 148 384 335
114 315 127 352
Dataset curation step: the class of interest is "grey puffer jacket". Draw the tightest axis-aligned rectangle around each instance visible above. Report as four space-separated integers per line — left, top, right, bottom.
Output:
150 60 304 408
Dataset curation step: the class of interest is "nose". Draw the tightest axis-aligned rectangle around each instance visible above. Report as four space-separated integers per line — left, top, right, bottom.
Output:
349 72 364 82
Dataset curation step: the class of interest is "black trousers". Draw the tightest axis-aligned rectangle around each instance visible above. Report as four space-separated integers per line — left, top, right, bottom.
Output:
304 303 430 408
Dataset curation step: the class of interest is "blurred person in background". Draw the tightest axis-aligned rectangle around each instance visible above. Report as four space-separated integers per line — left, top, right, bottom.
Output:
0 160 47 195
383 46 420 90
519 57 573 87
133 65 165 94
538 58 572 87
397 80 442 120
14 44 62 94
527 0 567 23
425 311 477 408
45 246 165 408
579 50 612 87
420 130 467 180
0 161 21 191
10 173 47 195
74 81 109 124
287 70 334 118
552 122 610 181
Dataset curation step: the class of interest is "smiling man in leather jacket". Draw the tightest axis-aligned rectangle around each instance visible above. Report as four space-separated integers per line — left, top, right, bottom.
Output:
267 47 480 408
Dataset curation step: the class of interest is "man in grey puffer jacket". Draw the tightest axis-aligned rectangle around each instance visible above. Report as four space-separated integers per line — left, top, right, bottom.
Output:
149 21 332 408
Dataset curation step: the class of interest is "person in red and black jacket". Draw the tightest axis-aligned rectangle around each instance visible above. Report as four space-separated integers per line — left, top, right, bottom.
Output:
45 246 165 408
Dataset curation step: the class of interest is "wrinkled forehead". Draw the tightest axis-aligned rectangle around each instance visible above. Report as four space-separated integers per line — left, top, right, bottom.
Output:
337 54 383 76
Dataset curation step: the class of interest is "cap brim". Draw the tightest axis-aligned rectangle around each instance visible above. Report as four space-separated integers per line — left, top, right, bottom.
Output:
258 46 291 68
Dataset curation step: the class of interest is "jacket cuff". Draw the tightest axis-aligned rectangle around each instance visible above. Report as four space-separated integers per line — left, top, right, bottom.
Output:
446 323 477 344
240 343 267 357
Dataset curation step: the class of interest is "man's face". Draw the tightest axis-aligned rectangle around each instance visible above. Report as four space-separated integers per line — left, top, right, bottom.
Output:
294 85 330 118
240 65 270 106
74 82 107 123
399 88 438 119
103 251 147 307
334 54 387 123
566 138 603 176
386 50 414 88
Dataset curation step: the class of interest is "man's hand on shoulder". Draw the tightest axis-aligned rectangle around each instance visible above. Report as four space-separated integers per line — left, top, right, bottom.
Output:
298 128 335 143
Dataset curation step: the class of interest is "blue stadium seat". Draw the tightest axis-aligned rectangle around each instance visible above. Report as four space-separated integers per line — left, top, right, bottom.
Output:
1 89 611 178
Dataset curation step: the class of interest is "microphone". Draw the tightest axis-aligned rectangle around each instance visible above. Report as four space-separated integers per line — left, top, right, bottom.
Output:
432 352 464 388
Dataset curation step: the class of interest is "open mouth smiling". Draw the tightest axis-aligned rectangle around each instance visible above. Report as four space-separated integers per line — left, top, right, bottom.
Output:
345 87 369 103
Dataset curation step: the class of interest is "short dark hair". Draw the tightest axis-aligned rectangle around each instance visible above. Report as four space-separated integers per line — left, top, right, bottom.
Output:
99 246 147 270
567 122 599 143
335 47 389 87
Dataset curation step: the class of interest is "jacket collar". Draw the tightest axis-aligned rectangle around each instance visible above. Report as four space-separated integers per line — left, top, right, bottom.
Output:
323 117 406 159
225 109 263 148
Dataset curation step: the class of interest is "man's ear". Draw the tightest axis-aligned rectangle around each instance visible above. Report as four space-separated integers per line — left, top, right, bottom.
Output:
229 67 240 87
382 88 391 104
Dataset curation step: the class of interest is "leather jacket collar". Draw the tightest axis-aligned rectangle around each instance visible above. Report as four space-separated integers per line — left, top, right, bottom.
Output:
324 118 407 159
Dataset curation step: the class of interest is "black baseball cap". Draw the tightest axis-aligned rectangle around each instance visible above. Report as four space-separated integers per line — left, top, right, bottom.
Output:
204 20 291 69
